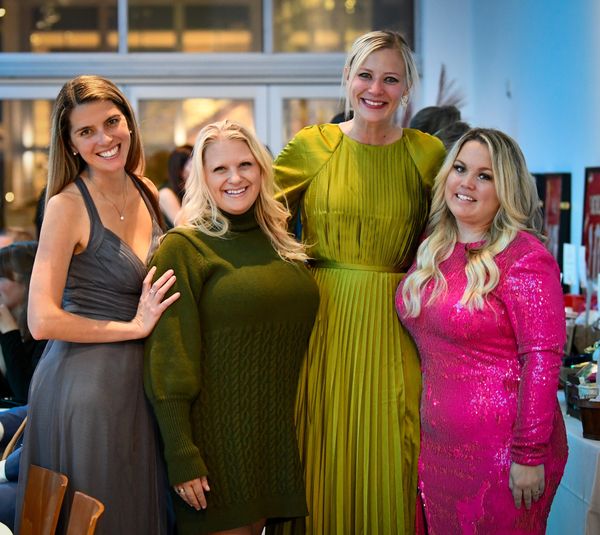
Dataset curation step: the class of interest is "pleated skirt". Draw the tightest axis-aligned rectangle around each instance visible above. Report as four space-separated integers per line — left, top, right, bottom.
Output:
268 266 421 535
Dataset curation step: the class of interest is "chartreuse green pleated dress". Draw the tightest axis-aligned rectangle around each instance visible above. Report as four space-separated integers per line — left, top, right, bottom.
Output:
267 124 445 535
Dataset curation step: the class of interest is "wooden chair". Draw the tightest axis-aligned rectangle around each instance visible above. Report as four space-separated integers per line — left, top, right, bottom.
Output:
65 491 105 535
19 464 68 535
1 415 27 461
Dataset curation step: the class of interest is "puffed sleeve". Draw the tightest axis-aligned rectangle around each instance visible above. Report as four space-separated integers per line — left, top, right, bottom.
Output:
403 128 446 190
274 124 342 221
144 230 208 484
498 245 566 465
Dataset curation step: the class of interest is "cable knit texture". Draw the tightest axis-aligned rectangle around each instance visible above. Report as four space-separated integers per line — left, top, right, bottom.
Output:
397 231 568 534
144 208 319 535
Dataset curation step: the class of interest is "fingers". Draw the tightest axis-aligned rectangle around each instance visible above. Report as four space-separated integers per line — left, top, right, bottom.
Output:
143 265 157 289
190 477 209 509
512 487 522 509
511 484 544 510
146 268 178 304
174 477 210 511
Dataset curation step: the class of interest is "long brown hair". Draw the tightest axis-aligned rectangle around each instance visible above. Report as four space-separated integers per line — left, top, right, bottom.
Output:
46 75 162 225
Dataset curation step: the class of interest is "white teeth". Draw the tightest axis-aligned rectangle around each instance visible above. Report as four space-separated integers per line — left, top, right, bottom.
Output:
363 99 385 107
457 193 475 201
98 146 119 158
225 187 247 196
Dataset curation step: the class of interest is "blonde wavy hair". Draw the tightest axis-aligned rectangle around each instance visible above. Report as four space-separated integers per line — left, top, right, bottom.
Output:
180 120 308 262
402 128 543 316
343 30 418 118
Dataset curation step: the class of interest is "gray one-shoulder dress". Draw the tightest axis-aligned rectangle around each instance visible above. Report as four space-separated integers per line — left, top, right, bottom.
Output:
15 177 168 534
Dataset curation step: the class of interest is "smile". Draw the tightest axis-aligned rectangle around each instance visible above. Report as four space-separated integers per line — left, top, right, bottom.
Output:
456 193 475 202
361 98 386 108
224 187 248 197
97 145 120 159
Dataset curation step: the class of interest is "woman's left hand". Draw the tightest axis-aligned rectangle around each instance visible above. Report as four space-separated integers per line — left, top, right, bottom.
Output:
509 462 545 510
0 304 18 334
174 476 210 511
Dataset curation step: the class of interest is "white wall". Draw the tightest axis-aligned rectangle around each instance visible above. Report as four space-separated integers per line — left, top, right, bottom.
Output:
419 0 600 244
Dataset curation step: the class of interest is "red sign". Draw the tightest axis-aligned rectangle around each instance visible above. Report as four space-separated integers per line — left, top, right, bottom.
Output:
583 168 600 280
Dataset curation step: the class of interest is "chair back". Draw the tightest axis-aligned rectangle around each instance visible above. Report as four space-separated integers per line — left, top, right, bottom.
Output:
1 416 27 461
20 464 68 535
65 491 105 535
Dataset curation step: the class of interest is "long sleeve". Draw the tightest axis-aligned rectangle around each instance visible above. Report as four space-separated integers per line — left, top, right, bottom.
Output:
144 231 208 485
499 247 566 465
0 331 46 403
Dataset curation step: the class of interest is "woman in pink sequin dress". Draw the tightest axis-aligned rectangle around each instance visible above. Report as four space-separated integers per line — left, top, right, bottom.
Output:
396 128 567 534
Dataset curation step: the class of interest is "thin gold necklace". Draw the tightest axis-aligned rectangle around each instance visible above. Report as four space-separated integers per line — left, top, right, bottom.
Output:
88 175 128 221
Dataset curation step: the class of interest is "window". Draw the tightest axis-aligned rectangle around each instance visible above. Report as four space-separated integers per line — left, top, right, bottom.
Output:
0 0 118 52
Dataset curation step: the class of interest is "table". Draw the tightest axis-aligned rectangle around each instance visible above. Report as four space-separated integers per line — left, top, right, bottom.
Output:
547 392 600 535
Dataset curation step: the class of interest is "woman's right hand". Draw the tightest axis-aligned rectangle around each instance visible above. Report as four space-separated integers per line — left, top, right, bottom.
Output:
174 476 210 510
131 266 180 338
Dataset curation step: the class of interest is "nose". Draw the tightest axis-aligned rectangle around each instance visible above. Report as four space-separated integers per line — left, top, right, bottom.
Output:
370 78 384 95
460 173 476 189
227 171 242 184
96 129 112 144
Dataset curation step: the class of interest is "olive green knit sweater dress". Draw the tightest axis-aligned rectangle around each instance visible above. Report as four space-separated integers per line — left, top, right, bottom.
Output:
144 209 319 535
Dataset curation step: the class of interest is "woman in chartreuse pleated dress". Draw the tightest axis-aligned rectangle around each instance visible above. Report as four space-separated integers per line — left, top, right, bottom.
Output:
267 31 446 534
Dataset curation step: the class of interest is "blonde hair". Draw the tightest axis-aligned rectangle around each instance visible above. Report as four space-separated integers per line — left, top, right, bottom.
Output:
402 128 543 316
343 30 418 118
180 120 308 262
46 75 145 206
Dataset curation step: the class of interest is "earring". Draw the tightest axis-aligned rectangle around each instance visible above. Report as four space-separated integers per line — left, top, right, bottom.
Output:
73 151 78 156
400 95 409 107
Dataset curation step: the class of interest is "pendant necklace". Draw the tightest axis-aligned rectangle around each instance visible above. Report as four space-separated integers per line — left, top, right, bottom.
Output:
89 175 128 221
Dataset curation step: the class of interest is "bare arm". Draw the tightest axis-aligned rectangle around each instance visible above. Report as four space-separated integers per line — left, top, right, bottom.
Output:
28 191 179 343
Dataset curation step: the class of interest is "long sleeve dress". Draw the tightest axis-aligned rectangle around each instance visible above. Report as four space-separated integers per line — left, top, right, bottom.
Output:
268 124 445 534
144 209 320 535
396 231 568 535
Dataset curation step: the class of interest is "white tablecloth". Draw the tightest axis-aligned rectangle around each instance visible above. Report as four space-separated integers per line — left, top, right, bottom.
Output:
547 392 600 535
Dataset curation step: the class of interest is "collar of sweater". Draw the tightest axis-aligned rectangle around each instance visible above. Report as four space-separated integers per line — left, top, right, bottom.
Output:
224 206 259 232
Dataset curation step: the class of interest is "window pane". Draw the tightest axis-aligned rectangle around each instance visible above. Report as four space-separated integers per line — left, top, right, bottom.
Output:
138 98 255 186
274 0 414 52
128 0 262 52
0 0 118 52
283 98 340 146
0 99 52 233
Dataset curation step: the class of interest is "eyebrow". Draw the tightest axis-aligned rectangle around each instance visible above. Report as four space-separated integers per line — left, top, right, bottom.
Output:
454 159 493 173
72 114 121 134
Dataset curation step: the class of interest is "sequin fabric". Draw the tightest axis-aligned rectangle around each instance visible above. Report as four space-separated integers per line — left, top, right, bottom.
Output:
396 231 568 535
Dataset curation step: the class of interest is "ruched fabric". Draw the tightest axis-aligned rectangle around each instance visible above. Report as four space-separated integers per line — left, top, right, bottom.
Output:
267 124 445 534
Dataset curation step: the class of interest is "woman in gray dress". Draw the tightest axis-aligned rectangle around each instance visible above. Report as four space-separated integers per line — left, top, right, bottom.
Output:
15 75 180 534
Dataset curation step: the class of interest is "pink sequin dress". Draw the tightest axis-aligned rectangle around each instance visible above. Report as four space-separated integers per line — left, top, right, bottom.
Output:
396 231 567 535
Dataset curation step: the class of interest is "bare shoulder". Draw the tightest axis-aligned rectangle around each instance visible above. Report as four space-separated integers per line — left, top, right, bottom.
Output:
46 183 86 218
42 184 89 248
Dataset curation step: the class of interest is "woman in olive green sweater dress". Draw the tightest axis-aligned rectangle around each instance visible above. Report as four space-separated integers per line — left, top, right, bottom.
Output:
144 120 319 535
